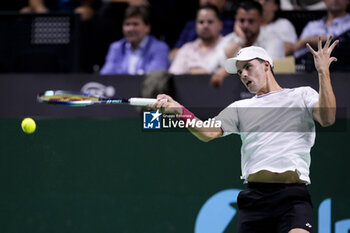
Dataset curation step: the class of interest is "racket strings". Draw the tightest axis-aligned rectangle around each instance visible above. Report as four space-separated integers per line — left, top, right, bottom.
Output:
40 94 99 102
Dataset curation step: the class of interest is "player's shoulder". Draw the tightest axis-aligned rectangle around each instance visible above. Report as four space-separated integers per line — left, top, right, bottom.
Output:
288 86 318 100
227 96 256 108
293 86 317 93
225 87 317 107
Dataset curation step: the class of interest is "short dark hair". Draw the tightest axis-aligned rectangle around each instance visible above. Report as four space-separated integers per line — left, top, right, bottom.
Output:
238 0 263 16
256 58 274 74
124 6 150 25
197 3 221 20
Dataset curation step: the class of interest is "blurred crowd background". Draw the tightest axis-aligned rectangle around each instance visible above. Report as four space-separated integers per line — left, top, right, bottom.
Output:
0 0 349 81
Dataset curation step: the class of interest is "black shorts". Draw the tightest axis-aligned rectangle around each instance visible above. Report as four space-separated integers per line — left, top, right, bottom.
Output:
237 182 313 233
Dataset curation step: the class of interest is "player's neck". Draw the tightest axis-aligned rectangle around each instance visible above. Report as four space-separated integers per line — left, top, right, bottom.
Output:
257 86 283 96
257 76 282 96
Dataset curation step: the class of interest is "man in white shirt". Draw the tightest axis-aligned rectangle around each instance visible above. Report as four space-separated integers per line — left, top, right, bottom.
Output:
210 0 285 87
169 4 227 75
151 36 338 233
256 0 298 56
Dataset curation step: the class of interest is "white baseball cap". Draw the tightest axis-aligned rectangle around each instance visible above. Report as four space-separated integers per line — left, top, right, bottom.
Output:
224 46 273 74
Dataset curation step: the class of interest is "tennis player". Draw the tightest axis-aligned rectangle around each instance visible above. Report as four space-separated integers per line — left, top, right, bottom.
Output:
152 36 337 233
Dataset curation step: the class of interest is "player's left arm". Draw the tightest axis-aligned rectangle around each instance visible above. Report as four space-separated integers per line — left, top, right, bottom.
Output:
307 36 338 127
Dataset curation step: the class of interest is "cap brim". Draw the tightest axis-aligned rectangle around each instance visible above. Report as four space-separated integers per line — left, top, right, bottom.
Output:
224 58 238 74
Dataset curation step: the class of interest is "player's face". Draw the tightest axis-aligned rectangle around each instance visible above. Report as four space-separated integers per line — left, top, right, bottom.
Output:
123 16 150 47
235 8 262 40
236 59 267 94
196 9 223 42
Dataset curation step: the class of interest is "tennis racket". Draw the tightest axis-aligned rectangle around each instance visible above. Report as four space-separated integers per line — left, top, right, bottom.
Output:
37 90 163 107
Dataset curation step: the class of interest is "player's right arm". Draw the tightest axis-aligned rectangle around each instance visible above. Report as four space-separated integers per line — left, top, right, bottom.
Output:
151 94 223 142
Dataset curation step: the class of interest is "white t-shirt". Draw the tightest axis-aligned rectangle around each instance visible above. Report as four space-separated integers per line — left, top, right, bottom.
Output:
261 18 298 44
169 36 227 75
215 87 319 184
222 29 285 60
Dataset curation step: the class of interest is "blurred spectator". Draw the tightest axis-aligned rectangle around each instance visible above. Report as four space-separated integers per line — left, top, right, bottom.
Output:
104 0 149 6
169 4 226 75
280 0 326 10
256 0 297 56
294 0 350 58
210 0 285 87
91 0 149 70
100 6 169 75
223 0 284 59
170 0 234 61
222 0 243 16
20 0 100 21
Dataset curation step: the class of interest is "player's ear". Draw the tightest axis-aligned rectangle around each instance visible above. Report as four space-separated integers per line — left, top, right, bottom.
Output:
264 61 269 72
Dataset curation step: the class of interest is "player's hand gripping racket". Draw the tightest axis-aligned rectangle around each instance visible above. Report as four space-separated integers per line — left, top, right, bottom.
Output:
37 90 164 107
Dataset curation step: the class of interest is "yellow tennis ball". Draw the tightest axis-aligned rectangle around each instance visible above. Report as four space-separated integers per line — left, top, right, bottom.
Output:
21 118 36 134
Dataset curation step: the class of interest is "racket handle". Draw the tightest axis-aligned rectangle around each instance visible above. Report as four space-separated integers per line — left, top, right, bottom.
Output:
128 98 168 106
128 98 157 106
